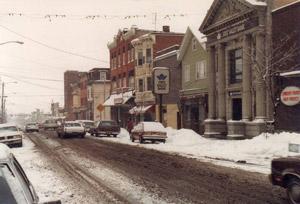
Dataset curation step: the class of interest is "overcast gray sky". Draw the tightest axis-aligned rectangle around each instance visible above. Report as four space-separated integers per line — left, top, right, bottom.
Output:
0 0 213 114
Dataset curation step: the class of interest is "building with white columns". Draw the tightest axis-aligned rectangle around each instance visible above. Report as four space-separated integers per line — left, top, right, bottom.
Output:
199 0 286 139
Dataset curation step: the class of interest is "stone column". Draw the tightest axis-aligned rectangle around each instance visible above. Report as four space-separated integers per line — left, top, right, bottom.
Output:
207 46 216 119
255 32 266 120
217 43 226 120
242 35 252 121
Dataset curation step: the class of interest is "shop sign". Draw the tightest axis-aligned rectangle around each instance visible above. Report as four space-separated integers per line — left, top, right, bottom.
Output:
229 91 241 96
153 67 170 95
114 98 123 104
280 86 300 106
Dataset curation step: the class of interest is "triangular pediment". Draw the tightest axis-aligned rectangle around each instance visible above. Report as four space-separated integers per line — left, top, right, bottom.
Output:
200 0 258 33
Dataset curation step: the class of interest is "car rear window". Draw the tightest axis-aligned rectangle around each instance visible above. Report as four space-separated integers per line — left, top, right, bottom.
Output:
65 123 81 127
83 122 94 126
101 121 116 126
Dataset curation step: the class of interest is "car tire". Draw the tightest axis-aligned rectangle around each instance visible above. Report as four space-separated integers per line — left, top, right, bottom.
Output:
113 135 117 138
139 136 144 144
151 140 155 144
162 139 166 143
131 136 135 142
91 132 94 136
287 178 300 204
81 134 85 138
95 133 98 137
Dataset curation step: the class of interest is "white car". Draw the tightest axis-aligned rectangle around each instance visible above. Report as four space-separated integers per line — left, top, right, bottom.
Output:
57 121 85 138
25 123 39 133
77 120 94 133
131 121 167 144
0 124 23 147
0 143 61 204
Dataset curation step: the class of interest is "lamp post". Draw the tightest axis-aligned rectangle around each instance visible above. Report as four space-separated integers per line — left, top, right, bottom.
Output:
1 82 17 123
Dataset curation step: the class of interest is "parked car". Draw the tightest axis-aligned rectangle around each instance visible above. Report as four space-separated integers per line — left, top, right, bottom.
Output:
0 143 61 204
25 123 39 133
43 119 58 130
38 122 44 129
90 120 120 137
57 121 85 138
77 120 94 133
269 156 300 204
131 121 167 144
0 124 23 147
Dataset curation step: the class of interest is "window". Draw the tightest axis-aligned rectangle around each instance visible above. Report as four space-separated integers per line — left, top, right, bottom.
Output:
123 47 126 65
184 65 190 82
131 48 134 62
123 73 126 87
112 77 116 92
114 56 117 69
138 52 143 66
118 49 121 67
230 49 243 84
100 72 106 81
118 74 122 88
138 79 143 92
192 38 197 51
147 77 152 91
146 48 151 63
196 60 207 80
129 70 134 88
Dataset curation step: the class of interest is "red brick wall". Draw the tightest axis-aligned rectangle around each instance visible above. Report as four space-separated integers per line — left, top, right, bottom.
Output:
153 35 184 59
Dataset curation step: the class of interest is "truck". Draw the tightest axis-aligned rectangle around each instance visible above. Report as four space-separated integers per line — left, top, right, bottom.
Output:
43 119 59 130
90 120 120 137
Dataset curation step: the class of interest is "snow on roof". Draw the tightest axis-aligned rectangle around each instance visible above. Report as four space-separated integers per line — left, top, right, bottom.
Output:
272 0 300 12
0 143 11 161
0 123 17 128
142 122 166 132
245 0 267 6
103 91 134 106
280 70 300 76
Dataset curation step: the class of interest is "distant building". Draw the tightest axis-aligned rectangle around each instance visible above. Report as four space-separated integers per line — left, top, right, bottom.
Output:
64 70 83 120
87 68 111 121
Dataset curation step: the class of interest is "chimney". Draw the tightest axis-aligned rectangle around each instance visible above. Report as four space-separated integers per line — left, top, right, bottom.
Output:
163 26 170 32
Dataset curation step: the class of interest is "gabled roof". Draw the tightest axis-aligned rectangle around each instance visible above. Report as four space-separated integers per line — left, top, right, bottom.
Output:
199 0 266 34
177 26 206 61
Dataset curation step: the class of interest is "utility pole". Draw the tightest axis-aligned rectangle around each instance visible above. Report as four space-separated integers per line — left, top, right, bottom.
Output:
1 82 4 123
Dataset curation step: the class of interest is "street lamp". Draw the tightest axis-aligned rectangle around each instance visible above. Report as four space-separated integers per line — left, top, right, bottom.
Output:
0 41 24 46
1 82 18 123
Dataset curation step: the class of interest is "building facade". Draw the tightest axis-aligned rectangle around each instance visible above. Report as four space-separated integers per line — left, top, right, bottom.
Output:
131 26 184 124
64 70 82 120
71 82 81 120
87 68 111 121
200 0 276 139
105 26 153 127
177 27 208 135
153 45 181 129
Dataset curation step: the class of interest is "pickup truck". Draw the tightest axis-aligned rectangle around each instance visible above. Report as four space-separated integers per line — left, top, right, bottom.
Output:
44 119 59 130
57 121 85 138
90 120 120 137
269 156 300 204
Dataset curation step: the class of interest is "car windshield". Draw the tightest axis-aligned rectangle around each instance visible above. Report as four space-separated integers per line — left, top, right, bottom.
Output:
65 123 81 127
83 122 94 126
102 121 116 126
45 120 56 124
27 123 36 126
0 126 18 132
0 164 26 204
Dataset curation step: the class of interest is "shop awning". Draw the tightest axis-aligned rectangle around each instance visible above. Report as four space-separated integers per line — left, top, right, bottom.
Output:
129 105 153 115
103 91 134 107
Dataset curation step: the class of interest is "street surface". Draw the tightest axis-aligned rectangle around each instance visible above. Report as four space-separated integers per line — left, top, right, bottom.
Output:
25 130 288 204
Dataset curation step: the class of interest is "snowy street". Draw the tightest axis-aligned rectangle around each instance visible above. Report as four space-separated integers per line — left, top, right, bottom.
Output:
10 128 296 204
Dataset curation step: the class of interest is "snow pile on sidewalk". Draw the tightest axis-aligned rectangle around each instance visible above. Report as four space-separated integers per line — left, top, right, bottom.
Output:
115 128 300 174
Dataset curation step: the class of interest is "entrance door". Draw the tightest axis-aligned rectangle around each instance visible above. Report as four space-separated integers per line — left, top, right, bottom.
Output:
232 98 242 121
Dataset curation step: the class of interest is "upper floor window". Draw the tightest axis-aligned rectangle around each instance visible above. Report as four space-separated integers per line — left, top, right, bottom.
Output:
138 79 143 92
123 73 126 88
147 77 152 91
138 52 143 66
100 72 106 81
196 61 207 80
112 81 116 93
131 48 134 62
192 38 197 51
230 49 243 84
123 47 126 65
184 65 190 82
146 48 151 63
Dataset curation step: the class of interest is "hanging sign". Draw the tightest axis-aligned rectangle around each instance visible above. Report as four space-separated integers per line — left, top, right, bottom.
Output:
280 86 300 106
153 67 170 95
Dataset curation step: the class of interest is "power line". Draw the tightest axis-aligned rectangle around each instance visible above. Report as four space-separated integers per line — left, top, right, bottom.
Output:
0 72 63 82
0 24 109 63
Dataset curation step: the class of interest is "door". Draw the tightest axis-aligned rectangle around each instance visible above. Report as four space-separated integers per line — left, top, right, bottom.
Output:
232 98 242 121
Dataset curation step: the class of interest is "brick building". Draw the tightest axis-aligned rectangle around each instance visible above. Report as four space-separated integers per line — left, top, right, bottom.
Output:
64 70 82 120
131 26 184 124
105 26 153 127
